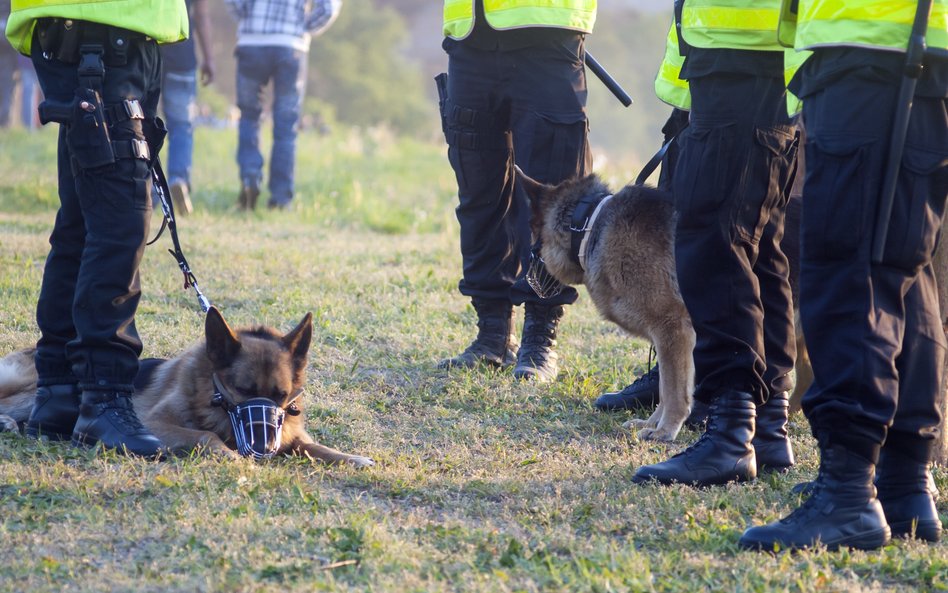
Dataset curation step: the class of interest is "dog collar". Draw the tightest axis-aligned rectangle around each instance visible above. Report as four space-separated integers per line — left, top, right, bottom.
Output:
569 193 613 272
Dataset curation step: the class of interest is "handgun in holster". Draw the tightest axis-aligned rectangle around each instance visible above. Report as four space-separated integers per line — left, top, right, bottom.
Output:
435 72 449 134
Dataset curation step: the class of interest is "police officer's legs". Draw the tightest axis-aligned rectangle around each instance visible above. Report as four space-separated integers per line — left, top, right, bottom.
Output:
507 37 589 382
633 73 796 487
753 199 796 472
438 41 521 370
26 125 84 440
29 28 163 456
876 264 945 542
740 52 947 550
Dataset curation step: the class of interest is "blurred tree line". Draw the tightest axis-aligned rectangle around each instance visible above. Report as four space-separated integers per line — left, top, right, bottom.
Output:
204 0 674 164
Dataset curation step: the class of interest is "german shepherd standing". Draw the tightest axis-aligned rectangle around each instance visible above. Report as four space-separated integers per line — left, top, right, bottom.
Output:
517 169 696 441
0 307 374 467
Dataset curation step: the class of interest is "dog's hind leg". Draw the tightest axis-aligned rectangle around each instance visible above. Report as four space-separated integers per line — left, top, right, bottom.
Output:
637 318 695 442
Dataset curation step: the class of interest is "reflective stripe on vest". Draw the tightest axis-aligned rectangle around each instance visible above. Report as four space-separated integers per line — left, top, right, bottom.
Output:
791 0 948 53
654 22 691 110
444 0 597 40
6 0 189 55
681 0 784 51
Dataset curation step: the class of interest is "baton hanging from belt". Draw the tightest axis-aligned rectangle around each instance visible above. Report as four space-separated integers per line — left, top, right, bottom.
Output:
585 51 633 107
871 0 934 263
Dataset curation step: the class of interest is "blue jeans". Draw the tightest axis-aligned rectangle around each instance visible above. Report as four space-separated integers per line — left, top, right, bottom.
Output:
160 69 196 186
235 45 306 205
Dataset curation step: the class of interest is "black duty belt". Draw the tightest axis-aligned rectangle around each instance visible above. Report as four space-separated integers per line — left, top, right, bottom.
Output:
36 18 150 65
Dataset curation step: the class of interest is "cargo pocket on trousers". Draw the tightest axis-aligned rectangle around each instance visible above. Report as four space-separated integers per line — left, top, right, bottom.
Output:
882 145 948 272
525 111 590 183
733 125 798 243
675 122 734 230
801 139 868 260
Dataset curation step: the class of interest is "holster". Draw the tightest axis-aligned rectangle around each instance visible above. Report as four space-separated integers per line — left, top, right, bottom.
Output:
435 72 449 134
64 87 116 170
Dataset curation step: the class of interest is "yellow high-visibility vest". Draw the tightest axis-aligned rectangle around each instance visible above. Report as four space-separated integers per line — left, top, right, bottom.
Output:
681 0 785 51
443 0 597 40
780 0 947 54
654 22 691 110
7 0 189 56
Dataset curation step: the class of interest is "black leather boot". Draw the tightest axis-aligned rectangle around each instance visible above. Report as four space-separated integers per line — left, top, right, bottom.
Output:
594 364 660 411
71 390 164 458
739 444 890 551
25 383 81 441
439 300 518 370
632 390 757 487
752 390 794 473
513 304 565 382
875 439 942 542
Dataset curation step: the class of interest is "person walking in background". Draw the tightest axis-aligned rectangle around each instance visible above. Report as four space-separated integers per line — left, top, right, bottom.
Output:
160 0 215 215
5 0 188 456
17 53 40 129
436 0 596 382
224 0 342 210
632 0 799 487
740 0 947 551
0 0 16 127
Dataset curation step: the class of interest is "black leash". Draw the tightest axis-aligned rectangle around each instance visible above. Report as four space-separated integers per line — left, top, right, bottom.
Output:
634 136 674 187
148 159 211 313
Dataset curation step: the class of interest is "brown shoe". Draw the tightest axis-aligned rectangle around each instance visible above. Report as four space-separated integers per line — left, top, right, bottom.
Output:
238 178 260 210
170 179 193 215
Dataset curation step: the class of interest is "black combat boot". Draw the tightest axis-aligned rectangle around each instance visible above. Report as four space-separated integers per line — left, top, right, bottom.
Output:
752 391 794 473
25 383 81 441
439 299 518 369
875 438 942 542
594 364 661 411
513 303 564 382
71 390 164 458
739 444 890 551
632 390 757 487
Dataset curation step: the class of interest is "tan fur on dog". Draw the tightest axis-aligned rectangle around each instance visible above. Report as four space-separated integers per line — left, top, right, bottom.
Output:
0 308 374 467
518 169 696 441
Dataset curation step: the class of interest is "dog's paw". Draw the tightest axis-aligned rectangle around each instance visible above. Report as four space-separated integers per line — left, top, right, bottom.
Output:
638 427 678 442
346 455 375 469
0 415 19 434
623 418 652 430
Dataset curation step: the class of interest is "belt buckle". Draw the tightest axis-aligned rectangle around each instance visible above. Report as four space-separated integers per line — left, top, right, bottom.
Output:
124 100 144 120
131 139 150 160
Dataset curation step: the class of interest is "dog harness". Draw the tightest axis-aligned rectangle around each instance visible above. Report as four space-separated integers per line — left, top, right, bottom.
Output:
569 193 613 272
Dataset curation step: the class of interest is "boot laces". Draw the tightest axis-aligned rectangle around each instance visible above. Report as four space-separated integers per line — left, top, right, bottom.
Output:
105 396 149 433
781 470 828 524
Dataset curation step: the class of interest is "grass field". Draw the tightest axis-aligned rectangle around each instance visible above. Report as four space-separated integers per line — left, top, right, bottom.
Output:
0 126 945 593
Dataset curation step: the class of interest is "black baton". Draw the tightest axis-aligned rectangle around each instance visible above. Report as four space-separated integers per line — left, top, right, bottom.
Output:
872 0 933 263
585 51 633 107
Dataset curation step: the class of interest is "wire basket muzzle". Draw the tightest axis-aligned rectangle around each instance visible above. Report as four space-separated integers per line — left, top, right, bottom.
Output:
228 397 286 459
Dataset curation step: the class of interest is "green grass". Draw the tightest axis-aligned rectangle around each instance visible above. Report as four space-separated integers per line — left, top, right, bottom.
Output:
0 127 946 593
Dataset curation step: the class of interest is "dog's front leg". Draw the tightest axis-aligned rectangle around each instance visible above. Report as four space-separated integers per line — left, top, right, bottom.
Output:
151 423 239 459
287 434 374 468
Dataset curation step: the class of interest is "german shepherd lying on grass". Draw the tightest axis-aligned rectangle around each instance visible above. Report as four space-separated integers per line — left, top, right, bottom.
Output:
517 168 696 442
0 307 375 467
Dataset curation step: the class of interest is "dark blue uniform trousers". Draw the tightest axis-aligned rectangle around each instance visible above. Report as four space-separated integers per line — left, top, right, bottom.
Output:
798 51 948 454
441 35 593 307
674 73 799 406
31 35 162 393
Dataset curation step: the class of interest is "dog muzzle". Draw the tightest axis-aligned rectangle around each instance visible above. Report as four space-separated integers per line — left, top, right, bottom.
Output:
526 244 564 300
212 374 300 459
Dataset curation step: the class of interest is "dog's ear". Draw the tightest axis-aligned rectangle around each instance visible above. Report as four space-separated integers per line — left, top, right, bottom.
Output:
514 165 551 205
205 306 242 368
283 312 313 372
